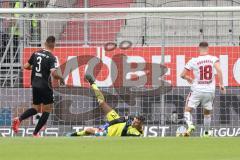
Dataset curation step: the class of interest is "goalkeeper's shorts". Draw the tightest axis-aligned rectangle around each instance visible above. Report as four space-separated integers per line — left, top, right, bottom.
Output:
106 109 120 122
106 110 125 136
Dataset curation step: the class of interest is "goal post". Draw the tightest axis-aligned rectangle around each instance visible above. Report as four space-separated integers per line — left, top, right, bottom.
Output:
0 7 240 137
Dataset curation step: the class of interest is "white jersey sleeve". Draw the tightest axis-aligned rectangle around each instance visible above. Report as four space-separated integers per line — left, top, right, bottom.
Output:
185 58 195 70
212 56 219 64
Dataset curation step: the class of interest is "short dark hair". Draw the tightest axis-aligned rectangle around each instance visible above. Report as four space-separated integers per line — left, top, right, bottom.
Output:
45 36 56 49
135 115 145 123
199 41 208 48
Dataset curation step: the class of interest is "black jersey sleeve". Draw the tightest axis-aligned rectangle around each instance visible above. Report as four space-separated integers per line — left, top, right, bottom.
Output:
28 53 35 65
49 56 57 70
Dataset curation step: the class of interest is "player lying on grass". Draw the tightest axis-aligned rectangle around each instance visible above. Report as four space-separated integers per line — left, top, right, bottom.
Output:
69 75 145 137
180 41 225 137
68 115 144 137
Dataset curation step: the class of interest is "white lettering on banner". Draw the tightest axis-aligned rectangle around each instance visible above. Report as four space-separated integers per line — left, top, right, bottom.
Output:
227 128 236 137
25 128 35 137
95 56 118 87
72 126 95 132
2 126 240 137
24 47 240 87
152 55 171 86
85 56 118 87
233 58 240 84
176 55 189 86
123 56 147 87
200 127 240 137
0 128 59 137
0 128 11 137
63 56 81 86
45 128 59 137
143 126 169 137
235 128 240 136
50 54 239 87
164 55 171 84
72 126 169 137
72 126 84 132
218 128 227 137
147 126 158 137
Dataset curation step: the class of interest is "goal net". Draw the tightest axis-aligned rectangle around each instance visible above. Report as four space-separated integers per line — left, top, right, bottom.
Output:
0 6 240 137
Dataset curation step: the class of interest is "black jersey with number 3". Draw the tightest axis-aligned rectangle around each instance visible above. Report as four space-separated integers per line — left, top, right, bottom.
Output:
28 49 56 89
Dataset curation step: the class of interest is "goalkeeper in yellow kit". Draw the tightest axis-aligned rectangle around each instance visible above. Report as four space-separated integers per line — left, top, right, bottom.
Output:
69 75 144 137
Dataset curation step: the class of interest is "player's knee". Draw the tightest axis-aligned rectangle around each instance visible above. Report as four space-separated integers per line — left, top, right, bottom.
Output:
41 103 53 112
32 105 41 112
42 106 52 113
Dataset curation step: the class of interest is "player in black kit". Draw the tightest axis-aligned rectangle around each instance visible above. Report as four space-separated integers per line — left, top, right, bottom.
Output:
12 36 64 137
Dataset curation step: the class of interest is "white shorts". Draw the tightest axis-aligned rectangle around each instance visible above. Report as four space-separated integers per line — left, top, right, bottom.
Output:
186 91 215 110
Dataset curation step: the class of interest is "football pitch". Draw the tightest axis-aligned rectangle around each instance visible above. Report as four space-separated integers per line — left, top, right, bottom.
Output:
0 137 239 160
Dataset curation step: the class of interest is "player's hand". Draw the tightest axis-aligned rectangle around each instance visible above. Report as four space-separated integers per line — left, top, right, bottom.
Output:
187 78 193 84
219 84 226 94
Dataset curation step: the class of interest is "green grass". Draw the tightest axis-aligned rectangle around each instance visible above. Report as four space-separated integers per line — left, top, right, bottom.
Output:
0 137 239 160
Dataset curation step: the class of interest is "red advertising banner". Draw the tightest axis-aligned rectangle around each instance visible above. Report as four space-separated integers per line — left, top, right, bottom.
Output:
23 47 240 87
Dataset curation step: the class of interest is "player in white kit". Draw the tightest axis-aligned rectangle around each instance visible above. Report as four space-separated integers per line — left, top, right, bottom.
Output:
180 42 226 137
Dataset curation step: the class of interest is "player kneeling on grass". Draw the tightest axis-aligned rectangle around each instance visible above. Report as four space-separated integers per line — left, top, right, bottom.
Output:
180 41 226 137
69 75 144 137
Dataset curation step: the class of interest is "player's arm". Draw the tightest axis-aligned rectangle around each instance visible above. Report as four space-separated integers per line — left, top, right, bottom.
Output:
51 69 65 85
180 59 194 84
180 68 193 84
214 61 226 94
49 57 65 85
23 63 32 70
126 128 143 137
24 53 35 70
124 129 142 137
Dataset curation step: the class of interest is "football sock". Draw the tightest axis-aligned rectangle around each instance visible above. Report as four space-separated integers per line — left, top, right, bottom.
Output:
204 115 211 133
19 108 38 121
33 112 49 135
184 112 193 127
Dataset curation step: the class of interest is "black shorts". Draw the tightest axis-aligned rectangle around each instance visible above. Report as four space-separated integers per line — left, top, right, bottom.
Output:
32 87 54 105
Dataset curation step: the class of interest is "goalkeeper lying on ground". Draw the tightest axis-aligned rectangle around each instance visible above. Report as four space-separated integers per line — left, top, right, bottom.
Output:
68 75 145 137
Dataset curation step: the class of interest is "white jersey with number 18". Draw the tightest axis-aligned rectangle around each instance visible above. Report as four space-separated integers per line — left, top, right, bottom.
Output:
185 55 219 93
